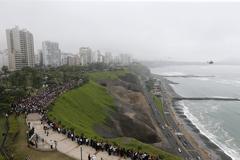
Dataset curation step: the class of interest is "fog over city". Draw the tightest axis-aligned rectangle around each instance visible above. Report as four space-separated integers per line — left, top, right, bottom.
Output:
1 1 240 62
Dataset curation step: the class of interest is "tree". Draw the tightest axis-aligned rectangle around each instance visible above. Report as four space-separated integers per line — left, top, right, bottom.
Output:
1 66 8 75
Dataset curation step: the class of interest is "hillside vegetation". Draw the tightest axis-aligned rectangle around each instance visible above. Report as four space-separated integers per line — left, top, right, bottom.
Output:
48 70 181 160
48 81 115 138
0 117 5 144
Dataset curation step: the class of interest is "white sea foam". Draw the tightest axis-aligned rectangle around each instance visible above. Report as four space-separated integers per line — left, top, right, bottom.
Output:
159 72 186 76
212 96 235 99
225 138 233 143
180 101 240 160
209 104 219 112
192 77 210 81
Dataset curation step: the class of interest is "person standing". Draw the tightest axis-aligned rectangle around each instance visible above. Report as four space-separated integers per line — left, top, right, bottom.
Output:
54 140 57 149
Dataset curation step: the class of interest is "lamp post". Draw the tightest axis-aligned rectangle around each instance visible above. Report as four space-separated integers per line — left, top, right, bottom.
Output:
80 147 82 160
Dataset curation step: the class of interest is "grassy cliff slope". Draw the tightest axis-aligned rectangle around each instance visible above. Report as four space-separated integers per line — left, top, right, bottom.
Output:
48 81 115 138
48 70 181 160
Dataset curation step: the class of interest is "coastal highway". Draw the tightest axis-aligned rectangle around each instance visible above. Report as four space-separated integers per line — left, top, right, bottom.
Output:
157 77 203 160
140 77 202 160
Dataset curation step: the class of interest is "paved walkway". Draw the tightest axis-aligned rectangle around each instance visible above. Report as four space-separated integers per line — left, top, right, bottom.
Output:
26 113 128 160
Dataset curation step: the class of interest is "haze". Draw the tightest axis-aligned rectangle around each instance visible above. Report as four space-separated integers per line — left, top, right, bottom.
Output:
1 1 240 62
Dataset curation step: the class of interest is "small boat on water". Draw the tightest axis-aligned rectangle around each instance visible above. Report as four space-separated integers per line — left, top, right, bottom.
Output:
207 60 214 64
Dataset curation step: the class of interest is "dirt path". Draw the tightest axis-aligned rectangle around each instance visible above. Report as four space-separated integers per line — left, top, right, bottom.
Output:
26 113 128 160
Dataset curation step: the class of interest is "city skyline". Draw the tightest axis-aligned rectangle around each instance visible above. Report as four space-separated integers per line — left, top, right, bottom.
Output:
1 25 129 57
2 1 240 62
2 25 133 70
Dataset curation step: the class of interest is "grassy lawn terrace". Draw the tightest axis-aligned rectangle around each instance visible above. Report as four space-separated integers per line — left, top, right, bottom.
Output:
153 96 164 118
87 68 129 81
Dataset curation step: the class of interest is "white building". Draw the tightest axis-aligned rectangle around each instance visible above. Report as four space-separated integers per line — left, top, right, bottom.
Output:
79 47 92 65
42 41 61 67
6 26 35 71
35 49 43 66
104 52 113 64
119 53 131 65
97 50 104 63
0 49 9 69
113 55 120 64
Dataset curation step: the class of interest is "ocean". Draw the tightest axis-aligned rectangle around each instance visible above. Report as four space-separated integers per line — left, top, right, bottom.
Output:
151 65 240 160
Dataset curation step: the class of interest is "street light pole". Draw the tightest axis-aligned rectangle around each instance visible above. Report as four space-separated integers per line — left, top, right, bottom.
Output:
80 147 82 160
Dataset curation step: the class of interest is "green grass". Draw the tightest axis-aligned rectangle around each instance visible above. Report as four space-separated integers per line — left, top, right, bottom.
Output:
6 115 75 160
0 155 4 160
8 116 19 139
49 80 181 160
48 81 115 138
111 137 182 160
87 69 128 81
153 96 164 117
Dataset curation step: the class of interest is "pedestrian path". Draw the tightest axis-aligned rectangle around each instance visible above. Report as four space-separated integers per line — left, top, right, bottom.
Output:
26 113 128 160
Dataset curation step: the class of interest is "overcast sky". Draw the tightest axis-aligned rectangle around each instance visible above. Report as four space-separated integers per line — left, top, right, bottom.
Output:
1 1 240 61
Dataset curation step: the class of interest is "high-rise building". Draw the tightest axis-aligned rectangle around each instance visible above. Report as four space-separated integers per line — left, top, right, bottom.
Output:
79 47 92 65
42 41 61 67
6 26 35 71
0 49 9 69
113 55 121 64
35 49 43 66
104 52 112 64
119 53 131 65
97 50 104 63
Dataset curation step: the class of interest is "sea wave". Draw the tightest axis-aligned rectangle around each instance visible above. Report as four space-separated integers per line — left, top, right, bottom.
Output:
216 79 240 87
180 101 240 160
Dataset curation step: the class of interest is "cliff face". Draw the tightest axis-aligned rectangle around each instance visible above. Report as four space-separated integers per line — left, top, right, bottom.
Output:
94 73 166 146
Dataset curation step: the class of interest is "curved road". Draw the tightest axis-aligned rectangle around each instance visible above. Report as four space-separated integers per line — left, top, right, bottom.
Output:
140 77 202 160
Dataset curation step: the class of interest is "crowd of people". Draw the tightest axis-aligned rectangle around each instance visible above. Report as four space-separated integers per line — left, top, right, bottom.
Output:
43 117 160 160
42 117 158 160
10 79 163 160
11 80 82 114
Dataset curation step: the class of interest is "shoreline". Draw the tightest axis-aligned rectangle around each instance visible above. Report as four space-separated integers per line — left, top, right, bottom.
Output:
152 74 232 160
